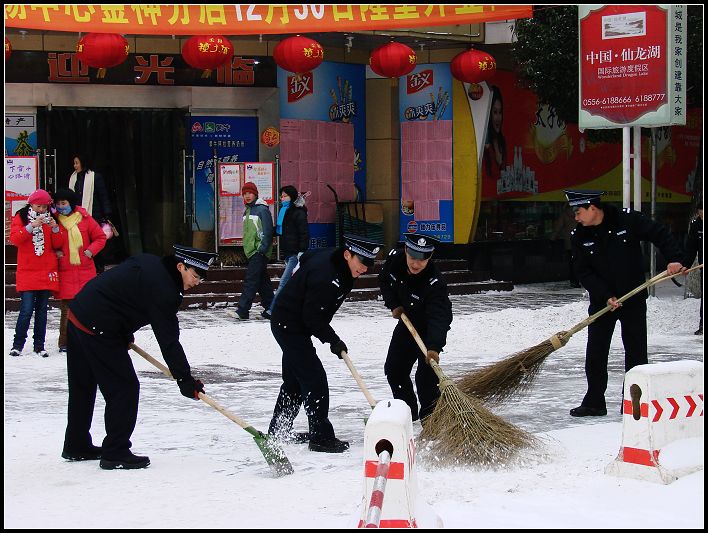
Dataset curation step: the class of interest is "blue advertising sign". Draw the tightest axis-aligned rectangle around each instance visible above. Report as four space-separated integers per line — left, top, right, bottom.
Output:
398 64 454 243
278 61 366 248
189 116 258 231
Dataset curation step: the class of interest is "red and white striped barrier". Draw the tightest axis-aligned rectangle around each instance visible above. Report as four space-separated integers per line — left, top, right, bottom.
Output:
605 360 703 484
358 399 419 528
364 450 392 528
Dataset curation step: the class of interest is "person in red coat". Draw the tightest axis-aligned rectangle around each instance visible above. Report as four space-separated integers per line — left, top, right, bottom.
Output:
53 188 107 353
9 189 65 358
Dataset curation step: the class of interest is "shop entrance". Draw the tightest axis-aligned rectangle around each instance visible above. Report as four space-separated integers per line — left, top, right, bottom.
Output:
36 107 192 262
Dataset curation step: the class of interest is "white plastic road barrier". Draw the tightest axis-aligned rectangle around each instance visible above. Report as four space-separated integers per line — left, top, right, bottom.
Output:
605 360 703 484
358 399 418 528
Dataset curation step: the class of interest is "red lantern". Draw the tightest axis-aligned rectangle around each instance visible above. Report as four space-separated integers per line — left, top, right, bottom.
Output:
5 37 11 62
76 33 129 78
450 49 497 84
369 42 416 78
273 35 324 75
182 35 234 78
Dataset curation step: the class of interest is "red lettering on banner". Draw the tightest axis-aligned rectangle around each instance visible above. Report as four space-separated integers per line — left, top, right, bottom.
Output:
407 69 433 94
287 73 313 102
134 55 175 84
47 52 90 83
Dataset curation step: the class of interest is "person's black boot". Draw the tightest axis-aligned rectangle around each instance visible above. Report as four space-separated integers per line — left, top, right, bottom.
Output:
570 405 607 417
62 444 103 461
99 451 150 470
308 437 350 453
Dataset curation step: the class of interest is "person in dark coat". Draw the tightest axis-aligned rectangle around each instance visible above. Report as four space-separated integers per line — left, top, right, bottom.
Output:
266 185 309 319
268 234 382 453
62 244 217 469
565 190 687 417
682 196 703 335
378 233 452 422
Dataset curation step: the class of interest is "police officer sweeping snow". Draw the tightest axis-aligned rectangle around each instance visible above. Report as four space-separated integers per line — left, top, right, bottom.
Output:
378 233 452 423
62 244 217 469
565 190 686 418
268 234 382 453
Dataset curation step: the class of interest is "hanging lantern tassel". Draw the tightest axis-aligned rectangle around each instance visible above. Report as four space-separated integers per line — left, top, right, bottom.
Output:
97 68 107 79
5 36 12 62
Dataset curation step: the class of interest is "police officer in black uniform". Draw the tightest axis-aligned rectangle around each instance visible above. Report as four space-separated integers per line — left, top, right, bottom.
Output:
565 190 687 417
683 196 703 335
378 233 452 423
62 244 217 469
268 234 382 453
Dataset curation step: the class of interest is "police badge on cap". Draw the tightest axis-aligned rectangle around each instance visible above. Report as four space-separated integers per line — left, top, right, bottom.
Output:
173 244 218 278
564 189 605 209
343 234 382 267
404 233 438 260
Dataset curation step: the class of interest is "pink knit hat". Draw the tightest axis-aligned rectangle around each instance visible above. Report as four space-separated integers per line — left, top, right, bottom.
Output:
241 181 259 196
27 189 53 205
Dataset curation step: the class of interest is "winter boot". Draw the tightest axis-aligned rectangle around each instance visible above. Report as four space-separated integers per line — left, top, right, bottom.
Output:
62 444 103 461
308 437 350 453
9 348 22 357
99 451 150 470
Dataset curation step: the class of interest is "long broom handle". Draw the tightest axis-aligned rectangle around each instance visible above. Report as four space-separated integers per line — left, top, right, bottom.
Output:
565 264 703 337
129 342 252 432
340 351 377 408
400 313 446 382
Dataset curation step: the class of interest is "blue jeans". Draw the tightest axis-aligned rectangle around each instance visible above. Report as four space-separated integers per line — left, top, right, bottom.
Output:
13 290 50 351
269 254 299 314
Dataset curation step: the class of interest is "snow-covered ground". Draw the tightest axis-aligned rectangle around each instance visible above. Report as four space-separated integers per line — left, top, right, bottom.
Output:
4 281 704 528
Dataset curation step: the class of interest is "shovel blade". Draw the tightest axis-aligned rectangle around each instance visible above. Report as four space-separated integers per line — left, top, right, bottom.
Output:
251 430 294 477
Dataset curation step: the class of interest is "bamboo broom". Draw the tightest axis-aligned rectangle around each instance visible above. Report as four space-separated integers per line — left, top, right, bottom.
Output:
458 265 703 405
400 313 538 467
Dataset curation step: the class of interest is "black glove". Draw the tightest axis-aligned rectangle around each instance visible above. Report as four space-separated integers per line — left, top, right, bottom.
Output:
391 306 404 319
330 338 348 359
177 376 205 400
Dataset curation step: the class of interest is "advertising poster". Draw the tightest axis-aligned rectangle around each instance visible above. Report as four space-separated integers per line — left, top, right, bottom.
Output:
189 116 258 232
5 114 37 156
480 70 697 203
278 61 366 248
5 155 39 244
398 63 454 242
579 4 686 128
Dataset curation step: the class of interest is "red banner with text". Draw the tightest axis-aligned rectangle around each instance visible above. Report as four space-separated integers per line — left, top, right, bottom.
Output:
5 5 532 35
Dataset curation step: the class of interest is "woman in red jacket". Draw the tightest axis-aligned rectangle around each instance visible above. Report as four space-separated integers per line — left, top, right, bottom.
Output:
53 188 107 352
9 189 65 357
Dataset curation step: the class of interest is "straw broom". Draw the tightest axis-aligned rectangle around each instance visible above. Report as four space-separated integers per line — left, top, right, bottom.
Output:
400 313 538 467
458 265 703 405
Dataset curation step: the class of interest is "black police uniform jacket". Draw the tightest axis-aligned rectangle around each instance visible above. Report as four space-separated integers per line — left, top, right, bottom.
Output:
378 248 452 352
570 204 684 309
270 247 352 345
69 253 192 380
683 216 703 266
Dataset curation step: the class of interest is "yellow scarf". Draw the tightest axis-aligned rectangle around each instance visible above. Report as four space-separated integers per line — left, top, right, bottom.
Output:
58 211 84 265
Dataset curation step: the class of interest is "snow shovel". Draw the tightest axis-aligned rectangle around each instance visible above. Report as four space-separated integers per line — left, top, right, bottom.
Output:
340 350 377 409
458 264 705 405
128 342 294 477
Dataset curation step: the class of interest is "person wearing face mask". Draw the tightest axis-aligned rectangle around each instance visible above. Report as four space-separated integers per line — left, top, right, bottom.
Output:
265 185 309 320
378 233 452 424
52 188 107 354
9 189 65 358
